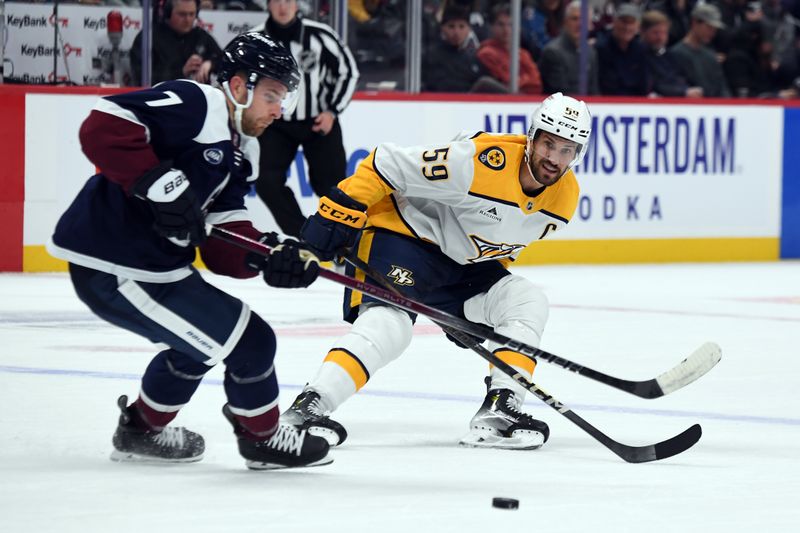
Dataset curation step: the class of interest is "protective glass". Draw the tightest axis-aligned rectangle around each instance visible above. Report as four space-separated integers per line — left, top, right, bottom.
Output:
281 87 299 115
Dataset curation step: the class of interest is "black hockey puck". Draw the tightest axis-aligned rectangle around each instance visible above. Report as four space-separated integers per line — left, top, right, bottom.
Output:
492 497 519 510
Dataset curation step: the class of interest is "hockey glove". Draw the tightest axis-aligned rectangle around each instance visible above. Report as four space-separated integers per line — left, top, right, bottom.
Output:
132 163 205 246
444 328 485 349
301 188 367 262
247 233 321 288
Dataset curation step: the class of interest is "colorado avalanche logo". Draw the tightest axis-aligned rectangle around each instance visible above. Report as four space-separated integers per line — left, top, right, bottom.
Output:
203 148 224 165
478 146 506 170
467 235 525 263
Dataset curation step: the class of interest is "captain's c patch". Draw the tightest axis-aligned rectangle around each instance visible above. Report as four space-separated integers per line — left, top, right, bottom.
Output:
478 146 506 170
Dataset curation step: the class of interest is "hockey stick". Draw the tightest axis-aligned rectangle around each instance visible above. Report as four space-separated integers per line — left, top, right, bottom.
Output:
207 224 720 399
340 255 700 463
208 225 703 462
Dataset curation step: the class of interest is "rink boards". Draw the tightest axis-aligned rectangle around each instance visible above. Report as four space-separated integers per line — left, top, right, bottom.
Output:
1 87 798 271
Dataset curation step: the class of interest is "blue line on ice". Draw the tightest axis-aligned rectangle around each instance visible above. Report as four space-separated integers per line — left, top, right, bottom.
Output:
2 364 798 427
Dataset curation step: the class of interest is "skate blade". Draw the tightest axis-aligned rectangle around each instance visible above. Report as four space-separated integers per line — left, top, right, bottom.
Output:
307 425 344 447
244 456 334 471
458 429 544 450
109 449 204 464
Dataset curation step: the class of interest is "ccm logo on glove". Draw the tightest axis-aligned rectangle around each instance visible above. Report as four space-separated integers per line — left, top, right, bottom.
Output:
318 198 367 228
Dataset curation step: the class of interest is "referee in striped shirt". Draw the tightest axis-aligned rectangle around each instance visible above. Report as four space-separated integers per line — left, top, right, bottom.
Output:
254 0 360 237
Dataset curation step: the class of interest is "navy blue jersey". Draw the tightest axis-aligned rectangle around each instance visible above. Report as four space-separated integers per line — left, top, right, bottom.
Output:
48 80 260 283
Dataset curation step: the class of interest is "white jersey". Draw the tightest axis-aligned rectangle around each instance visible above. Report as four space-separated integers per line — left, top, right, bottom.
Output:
339 131 580 266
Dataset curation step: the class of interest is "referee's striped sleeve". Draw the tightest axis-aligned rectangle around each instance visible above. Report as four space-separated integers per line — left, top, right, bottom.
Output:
307 20 359 116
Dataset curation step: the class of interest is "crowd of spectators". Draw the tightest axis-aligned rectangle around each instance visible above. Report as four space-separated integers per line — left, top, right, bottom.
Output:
415 0 800 98
19 0 800 97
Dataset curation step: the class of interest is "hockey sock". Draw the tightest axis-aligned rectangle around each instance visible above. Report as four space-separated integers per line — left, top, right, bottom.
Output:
229 405 280 441
223 313 280 440
137 349 211 430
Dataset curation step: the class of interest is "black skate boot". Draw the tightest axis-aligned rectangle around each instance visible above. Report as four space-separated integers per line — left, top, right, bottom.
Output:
222 404 333 470
281 390 348 447
459 377 550 450
110 395 205 463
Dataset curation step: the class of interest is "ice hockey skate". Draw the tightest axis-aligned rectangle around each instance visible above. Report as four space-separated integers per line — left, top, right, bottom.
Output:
222 404 333 470
459 378 550 450
281 390 348 447
110 395 205 463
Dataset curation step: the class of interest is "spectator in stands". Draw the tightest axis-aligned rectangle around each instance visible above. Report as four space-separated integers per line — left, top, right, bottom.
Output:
129 0 222 86
709 0 753 56
438 0 490 40
762 0 799 85
646 0 692 45
641 9 704 96
669 3 732 96
723 15 798 97
423 6 508 92
477 3 543 94
595 3 651 95
538 0 599 94
523 0 566 48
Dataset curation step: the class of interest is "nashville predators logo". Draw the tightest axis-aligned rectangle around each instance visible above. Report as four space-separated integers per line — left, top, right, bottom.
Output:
468 235 525 263
478 146 506 170
387 265 415 286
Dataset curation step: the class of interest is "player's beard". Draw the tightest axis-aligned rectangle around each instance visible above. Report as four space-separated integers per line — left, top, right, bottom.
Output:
528 155 567 187
241 113 273 137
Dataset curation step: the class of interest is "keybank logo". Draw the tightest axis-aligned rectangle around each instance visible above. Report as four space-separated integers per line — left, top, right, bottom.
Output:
484 112 737 175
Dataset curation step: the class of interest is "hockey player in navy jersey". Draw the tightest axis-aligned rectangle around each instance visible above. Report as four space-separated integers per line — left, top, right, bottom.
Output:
47 32 331 470
282 93 592 451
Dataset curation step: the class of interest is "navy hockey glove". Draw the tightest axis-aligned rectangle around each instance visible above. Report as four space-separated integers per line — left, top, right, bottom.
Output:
132 163 205 246
247 233 321 288
301 188 367 262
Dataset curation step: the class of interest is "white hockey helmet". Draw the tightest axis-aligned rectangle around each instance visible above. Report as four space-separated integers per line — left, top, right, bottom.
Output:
527 93 592 168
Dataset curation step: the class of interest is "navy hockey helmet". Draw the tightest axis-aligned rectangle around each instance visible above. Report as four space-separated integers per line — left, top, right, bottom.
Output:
218 32 301 115
218 31 300 91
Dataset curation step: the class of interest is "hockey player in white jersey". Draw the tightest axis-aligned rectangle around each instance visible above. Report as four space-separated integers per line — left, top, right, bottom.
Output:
283 93 592 450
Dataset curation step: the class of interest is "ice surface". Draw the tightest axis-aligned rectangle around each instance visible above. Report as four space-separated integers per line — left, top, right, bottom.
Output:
1 262 799 532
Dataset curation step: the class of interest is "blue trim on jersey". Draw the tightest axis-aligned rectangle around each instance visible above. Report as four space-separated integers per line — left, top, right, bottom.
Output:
782 108 800 258
539 209 570 224
467 190 519 208
371 146 397 190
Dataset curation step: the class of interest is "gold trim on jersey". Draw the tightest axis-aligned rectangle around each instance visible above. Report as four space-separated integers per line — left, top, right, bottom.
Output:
324 349 370 390
347 230 376 310
338 149 395 207
490 349 537 375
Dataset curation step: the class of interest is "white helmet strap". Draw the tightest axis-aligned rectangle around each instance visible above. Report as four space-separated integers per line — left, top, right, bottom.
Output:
222 80 254 137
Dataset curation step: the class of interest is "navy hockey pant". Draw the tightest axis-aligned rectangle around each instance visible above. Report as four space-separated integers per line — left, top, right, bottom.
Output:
68 264 278 417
